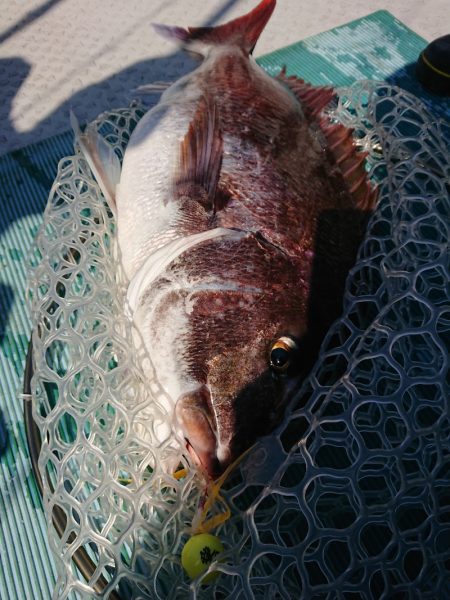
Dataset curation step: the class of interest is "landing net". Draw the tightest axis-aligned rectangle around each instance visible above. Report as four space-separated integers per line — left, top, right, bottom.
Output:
28 81 450 599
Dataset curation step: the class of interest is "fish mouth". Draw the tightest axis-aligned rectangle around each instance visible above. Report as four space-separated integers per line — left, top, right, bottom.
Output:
175 385 222 478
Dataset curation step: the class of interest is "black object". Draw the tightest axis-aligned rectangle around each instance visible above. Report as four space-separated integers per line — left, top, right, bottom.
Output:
416 34 450 95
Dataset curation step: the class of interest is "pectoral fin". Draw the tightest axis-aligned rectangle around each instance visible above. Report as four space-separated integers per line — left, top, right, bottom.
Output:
174 95 223 214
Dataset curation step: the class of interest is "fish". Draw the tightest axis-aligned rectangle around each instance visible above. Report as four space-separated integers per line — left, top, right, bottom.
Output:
74 0 376 478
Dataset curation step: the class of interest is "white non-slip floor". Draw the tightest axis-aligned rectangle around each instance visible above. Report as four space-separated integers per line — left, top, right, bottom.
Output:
0 0 448 156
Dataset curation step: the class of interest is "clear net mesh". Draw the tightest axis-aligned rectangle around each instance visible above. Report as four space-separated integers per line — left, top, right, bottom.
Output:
28 81 450 599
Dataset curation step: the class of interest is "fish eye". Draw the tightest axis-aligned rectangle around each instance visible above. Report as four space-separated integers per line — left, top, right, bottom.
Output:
269 336 298 373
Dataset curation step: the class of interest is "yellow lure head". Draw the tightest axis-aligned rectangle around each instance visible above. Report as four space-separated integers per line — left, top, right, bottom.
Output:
181 533 224 583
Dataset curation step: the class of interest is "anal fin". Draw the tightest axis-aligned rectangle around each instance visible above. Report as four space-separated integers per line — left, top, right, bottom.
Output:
70 111 121 212
174 95 223 214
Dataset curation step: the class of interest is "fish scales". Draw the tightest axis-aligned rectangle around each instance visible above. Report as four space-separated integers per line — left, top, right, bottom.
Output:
75 0 376 478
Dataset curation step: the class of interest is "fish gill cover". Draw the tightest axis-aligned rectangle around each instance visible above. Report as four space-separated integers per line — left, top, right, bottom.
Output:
27 81 450 599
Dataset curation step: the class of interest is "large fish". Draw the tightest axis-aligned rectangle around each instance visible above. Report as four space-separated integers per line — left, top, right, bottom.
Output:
75 0 376 478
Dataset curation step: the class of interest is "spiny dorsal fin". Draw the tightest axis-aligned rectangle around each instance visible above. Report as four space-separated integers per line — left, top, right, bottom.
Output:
277 68 335 119
153 0 276 55
320 118 378 210
175 95 223 213
278 69 377 211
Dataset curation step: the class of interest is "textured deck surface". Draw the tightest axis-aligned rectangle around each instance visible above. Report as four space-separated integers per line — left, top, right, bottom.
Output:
0 0 449 156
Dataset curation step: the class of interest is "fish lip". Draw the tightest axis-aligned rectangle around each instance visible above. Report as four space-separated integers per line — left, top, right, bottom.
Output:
185 438 222 479
175 385 222 478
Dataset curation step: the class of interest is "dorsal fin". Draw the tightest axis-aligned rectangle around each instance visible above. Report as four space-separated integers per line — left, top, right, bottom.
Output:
278 69 377 211
277 68 335 119
320 118 378 210
174 95 223 214
153 0 276 55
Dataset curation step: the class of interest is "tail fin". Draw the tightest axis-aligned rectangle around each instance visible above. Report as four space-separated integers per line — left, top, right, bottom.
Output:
153 0 276 55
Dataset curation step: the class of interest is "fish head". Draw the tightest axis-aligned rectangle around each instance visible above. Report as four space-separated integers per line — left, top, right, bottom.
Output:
175 321 302 478
153 233 309 479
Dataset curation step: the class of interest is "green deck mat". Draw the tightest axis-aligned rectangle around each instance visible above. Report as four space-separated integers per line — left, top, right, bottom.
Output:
0 10 449 600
